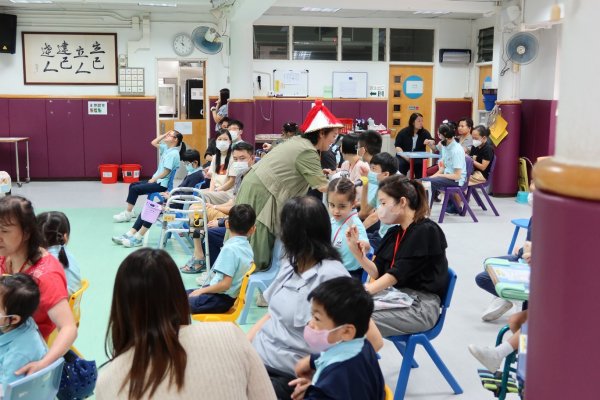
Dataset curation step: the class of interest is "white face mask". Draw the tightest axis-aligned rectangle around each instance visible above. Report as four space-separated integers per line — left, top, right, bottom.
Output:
229 130 240 141
216 140 230 152
377 202 398 225
472 139 482 147
232 161 249 175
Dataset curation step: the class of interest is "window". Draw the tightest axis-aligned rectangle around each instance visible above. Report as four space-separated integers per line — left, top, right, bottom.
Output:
478 27 494 62
253 26 289 60
293 27 337 60
389 29 434 62
341 28 385 61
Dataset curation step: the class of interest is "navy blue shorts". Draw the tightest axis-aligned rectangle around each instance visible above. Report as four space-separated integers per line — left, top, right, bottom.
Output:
187 290 235 314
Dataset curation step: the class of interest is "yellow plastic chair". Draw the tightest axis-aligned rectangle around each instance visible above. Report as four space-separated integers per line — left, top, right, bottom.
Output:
47 279 89 357
385 385 394 400
192 263 256 323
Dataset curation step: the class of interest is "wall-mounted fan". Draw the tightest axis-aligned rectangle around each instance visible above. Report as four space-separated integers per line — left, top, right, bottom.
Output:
506 32 539 65
191 26 223 55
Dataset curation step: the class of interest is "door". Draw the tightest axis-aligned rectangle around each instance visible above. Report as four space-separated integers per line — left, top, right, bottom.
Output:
478 65 493 111
388 65 433 137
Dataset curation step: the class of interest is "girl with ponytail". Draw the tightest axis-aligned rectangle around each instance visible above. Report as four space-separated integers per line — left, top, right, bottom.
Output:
38 211 82 295
345 174 449 337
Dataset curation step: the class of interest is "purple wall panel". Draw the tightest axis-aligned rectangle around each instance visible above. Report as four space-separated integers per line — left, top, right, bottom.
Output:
9 99 48 179
0 99 13 176
359 101 387 126
330 101 360 120
228 102 255 144
302 100 332 119
548 100 557 156
520 99 557 162
83 99 121 178
254 100 274 134
273 100 303 133
46 99 84 178
434 100 472 130
120 99 157 177
493 103 521 196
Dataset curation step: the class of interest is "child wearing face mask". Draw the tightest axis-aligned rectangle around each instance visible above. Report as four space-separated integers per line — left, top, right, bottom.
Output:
227 120 244 143
339 134 370 199
0 274 48 394
112 149 205 248
327 178 370 280
290 277 385 400
209 129 233 192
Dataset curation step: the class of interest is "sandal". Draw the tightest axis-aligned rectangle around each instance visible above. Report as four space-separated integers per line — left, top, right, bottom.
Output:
179 258 206 274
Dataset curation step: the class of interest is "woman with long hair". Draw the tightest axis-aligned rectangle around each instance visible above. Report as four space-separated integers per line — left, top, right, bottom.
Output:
98 248 274 400
394 112 433 178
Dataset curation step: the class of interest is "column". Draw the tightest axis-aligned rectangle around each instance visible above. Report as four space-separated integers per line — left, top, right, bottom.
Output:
528 2 600 399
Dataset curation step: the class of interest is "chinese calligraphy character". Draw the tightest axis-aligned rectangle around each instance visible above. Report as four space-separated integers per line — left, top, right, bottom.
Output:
90 41 105 54
74 46 87 58
40 43 54 57
43 60 58 72
56 41 71 55
76 62 91 74
92 56 104 70
60 56 72 70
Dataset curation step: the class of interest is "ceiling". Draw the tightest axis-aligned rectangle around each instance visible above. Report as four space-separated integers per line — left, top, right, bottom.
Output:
0 0 500 23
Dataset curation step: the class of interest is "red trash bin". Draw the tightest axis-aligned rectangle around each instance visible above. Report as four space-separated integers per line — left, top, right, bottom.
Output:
121 164 142 183
99 164 119 184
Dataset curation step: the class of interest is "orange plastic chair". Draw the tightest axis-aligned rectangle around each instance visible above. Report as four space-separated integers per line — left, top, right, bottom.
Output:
385 385 394 400
47 279 89 356
192 263 256 323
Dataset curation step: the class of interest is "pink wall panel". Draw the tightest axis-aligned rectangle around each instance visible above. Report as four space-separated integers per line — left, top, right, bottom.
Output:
254 100 274 135
9 99 48 179
0 99 13 176
83 99 121 178
46 99 85 178
120 99 157 177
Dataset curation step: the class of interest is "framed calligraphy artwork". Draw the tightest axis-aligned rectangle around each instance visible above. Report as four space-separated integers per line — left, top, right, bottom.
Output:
22 32 118 85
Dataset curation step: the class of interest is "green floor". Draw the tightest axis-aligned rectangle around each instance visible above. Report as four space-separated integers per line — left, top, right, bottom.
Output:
52 207 267 367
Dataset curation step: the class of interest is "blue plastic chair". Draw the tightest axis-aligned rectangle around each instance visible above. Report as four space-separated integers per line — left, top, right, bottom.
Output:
4 357 64 400
238 240 283 325
148 166 179 202
387 268 463 399
507 218 531 255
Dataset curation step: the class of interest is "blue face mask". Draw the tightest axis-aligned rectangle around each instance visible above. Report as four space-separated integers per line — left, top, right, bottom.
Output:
368 170 379 185
186 164 195 174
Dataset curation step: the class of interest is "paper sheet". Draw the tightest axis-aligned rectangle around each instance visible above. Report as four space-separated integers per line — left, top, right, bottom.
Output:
174 121 193 135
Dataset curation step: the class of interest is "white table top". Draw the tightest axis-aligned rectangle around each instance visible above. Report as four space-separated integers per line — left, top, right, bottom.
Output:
0 137 30 143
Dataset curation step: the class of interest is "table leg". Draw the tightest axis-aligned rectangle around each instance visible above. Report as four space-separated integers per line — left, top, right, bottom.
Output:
409 159 415 179
25 140 30 183
421 159 428 179
14 142 21 187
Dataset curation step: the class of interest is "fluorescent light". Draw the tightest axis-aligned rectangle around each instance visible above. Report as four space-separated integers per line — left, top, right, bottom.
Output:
9 0 53 3
300 7 340 13
414 10 450 15
138 2 177 7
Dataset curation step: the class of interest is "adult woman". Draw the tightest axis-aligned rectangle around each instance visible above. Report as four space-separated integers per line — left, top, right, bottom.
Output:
347 175 449 336
456 117 474 152
0 196 77 375
262 121 299 153
247 196 383 399
207 129 233 192
211 88 230 132
98 248 275 400
234 100 341 270
394 112 433 177
113 130 185 223
469 124 495 184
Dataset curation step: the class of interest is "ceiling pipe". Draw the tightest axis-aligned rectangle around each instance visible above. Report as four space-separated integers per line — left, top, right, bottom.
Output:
128 15 151 54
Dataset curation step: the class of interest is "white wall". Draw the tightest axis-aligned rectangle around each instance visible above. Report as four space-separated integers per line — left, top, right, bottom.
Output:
0 20 229 97
518 26 559 100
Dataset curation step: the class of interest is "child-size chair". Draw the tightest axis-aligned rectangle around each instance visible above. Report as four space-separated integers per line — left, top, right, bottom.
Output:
238 240 283 325
465 156 500 216
432 157 478 223
4 357 64 400
476 325 519 400
148 166 179 202
191 263 256 323
387 268 462 399
47 279 89 357
507 218 531 255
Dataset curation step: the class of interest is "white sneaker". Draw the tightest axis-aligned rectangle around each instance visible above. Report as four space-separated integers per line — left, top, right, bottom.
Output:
113 210 134 223
122 236 143 248
112 232 132 245
468 344 503 372
481 297 513 322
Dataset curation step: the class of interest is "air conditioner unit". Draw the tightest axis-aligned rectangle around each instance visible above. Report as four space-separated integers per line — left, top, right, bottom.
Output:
439 49 472 64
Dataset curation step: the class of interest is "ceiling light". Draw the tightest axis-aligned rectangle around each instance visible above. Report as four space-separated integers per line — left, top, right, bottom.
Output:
138 2 177 7
414 10 450 15
9 0 53 3
300 7 340 13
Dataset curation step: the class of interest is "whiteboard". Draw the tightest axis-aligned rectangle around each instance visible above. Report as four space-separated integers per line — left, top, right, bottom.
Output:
332 72 368 98
273 69 309 97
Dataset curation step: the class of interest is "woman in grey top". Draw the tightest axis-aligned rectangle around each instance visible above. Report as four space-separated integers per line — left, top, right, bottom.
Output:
210 88 229 132
247 196 383 400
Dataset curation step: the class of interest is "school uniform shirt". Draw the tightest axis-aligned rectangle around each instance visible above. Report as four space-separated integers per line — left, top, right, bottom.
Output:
47 245 82 295
374 219 449 299
394 127 431 152
441 140 467 186
331 212 368 272
153 143 181 188
0 318 48 390
304 339 384 400
209 236 253 298
470 141 495 179
252 259 349 376
180 168 205 188
0 254 68 339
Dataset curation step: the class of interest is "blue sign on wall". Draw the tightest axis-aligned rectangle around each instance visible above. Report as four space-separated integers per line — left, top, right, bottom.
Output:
403 75 424 99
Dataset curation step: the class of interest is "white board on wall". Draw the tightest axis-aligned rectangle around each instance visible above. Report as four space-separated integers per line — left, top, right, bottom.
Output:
332 72 368 98
273 69 309 97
